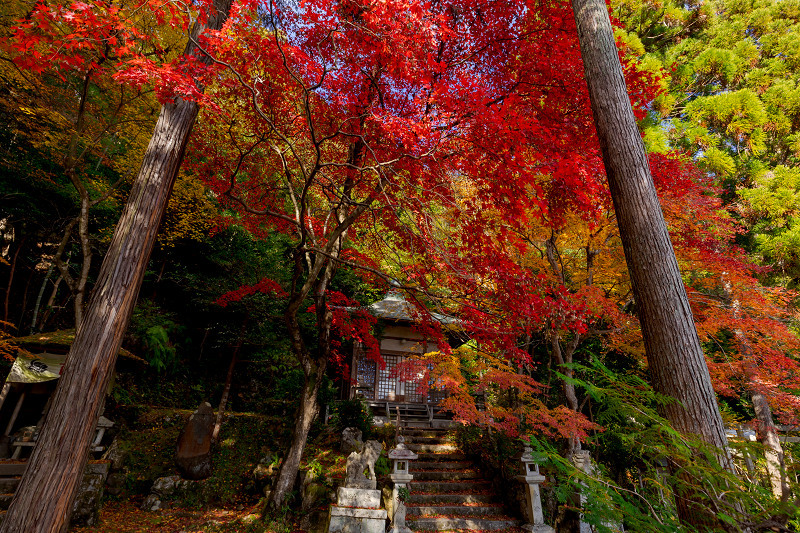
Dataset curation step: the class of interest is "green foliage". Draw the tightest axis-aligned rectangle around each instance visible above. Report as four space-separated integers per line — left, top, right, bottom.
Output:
127 300 184 374
329 398 373 438
538 362 798 531
616 0 800 281
115 407 286 505
374 455 391 477
397 486 410 503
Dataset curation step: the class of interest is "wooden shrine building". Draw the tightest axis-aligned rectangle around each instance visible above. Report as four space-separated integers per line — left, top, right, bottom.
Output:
348 291 462 426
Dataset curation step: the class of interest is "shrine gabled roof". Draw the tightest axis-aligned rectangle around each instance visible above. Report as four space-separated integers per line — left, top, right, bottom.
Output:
368 291 459 326
12 329 144 362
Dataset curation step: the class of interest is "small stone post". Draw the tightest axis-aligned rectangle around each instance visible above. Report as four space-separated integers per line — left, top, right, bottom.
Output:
388 436 417 533
516 446 554 533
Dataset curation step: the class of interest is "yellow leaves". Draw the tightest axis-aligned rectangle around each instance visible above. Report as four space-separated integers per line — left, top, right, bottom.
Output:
157 173 215 248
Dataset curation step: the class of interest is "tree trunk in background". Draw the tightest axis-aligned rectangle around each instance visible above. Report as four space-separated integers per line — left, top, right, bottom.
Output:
3 236 25 329
268 360 326 509
0 2 233 531
570 0 731 527
212 326 245 444
751 391 788 499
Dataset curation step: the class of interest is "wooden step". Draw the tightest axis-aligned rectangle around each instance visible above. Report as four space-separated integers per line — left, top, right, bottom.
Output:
0 478 20 494
0 464 26 477
0 494 13 511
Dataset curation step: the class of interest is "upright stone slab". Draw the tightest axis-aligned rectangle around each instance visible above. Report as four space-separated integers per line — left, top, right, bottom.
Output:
175 402 214 480
327 488 387 533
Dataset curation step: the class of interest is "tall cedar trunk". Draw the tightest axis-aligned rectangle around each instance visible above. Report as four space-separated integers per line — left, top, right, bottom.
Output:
0 3 233 531
569 0 731 527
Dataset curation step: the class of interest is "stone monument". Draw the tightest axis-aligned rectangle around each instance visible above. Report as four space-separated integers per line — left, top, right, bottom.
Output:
327 440 387 533
175 402 214 480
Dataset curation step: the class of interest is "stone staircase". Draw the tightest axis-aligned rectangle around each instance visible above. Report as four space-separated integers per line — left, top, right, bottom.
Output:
403 428 521 531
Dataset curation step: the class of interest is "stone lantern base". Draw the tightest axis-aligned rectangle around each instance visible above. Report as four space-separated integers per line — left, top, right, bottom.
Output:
522 524 555 533
327 487 388 533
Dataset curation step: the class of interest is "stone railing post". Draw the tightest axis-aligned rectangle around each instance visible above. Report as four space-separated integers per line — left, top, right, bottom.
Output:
388 436 417 533
516 446 554 533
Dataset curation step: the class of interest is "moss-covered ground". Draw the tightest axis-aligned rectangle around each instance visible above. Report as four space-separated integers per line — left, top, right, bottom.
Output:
72 406 350 532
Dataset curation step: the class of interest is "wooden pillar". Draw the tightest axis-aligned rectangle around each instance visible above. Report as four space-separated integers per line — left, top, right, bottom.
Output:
0 383 11 412
4 387 26 436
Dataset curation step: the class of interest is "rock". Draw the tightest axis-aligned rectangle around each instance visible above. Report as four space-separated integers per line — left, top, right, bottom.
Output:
70 473 106 527
141 494 162 512
382 486 394 520
341 427 363 454
299 507 329 533
242 514 260 524
141 475 210 511
301 481 330 512
102 438 126 470
253 453 278 480
175 402 215 480
151 475 188 498
105 473 126 497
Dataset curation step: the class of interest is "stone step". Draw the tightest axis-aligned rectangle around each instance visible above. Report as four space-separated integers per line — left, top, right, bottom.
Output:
406 436 454 445
407 505 505 517
411 461 473 470
0 478 19 494
415 453 468 462
407 443 459 453
408 493 495 505
402 429 449 438
410 480 491 493
408 517 521 531
412 470 482 481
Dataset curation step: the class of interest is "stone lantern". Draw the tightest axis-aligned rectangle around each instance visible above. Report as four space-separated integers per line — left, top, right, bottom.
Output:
388 436 418 533
516 446 554 533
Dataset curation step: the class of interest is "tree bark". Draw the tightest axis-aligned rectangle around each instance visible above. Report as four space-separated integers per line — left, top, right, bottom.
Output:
569 0 731 527
268 359 326 509
0 3 233 531
267 260 337 509
3 236 26 329
751 390 788 499
212 324 246 444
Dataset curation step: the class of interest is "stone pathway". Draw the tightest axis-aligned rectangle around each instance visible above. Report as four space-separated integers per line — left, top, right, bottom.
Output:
404 428 521 531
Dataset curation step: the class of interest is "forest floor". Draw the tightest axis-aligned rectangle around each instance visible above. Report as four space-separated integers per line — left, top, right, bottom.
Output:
71 500 278 533
64 405 353 532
